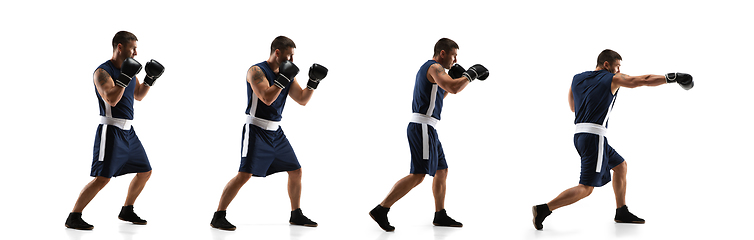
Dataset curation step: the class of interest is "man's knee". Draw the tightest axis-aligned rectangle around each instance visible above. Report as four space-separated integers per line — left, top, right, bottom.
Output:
408 174 426 185
236 172 253 182
136 170 152 178
434 169 448 178
93 176 111 185
578 184 595 196
288 168 302 180
612 161 628 175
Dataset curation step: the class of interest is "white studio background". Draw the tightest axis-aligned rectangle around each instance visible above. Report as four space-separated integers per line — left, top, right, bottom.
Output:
0 0 751 239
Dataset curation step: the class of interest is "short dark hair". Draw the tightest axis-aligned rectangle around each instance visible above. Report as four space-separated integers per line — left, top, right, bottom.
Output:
270 36 296 55
112 31 138 51
596 49 622 68
433 38 459 57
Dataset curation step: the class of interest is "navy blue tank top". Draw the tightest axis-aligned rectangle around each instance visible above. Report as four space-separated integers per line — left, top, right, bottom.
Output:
572 69 619 127
95 60 136 120
246 61 291 121
412 60 446 120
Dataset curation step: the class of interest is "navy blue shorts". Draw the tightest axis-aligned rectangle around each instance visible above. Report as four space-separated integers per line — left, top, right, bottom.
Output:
239 124 301 177
574 133 625 187
91 125 152 178
407 123 447 177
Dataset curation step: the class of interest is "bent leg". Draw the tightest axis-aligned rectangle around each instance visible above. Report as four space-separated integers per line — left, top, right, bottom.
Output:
431 169 461 227
547 184 594 211
612 161 627 208
287 169 317 227
380 174 425 208
216 172 252 211
432 169 448 212
72 176 111 212
124 170 152 206
287 168 303 211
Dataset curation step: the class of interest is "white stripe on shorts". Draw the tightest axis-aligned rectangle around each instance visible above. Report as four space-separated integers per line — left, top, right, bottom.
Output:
575 123 608 173
98 103 112 162
420 84 439 160
241 123 250 157
410 113 440 160
421 123 429 159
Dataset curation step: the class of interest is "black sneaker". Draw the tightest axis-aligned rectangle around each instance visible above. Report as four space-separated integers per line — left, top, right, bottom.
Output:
432 209 462 227
65 212 94 230
210 211 236 231
369 205 395 232
118 205 147 225
289 208 317 227
614 205 645 224
532 204 552 230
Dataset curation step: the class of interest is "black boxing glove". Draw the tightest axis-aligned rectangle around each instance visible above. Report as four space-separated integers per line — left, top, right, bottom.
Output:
665 72 693 90
478 71 490 80
274 61 299 89
448 64 465 79
462 64 489 82
143 59 165 86
115 58 142 88
306 63 328 90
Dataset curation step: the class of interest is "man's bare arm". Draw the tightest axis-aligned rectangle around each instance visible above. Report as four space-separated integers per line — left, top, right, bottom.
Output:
94 68 125 107
428 63 469 94
133 77 150 101
288 78 313 106
568 87 575 112
612 73 666 89
247 65 283 106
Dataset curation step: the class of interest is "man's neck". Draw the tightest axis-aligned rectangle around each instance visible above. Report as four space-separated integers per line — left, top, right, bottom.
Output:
267 55 280 73
111 53 124 70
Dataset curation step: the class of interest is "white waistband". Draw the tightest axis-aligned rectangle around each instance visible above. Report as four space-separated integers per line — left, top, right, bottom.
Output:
410 113 439 128
575 123 607 136
246 115 280 131
101 116 133 130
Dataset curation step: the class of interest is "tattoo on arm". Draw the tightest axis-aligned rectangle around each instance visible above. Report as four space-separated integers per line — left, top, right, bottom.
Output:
95 69 110 86
618 73 628 81
434 64 446 76
251 66 265 84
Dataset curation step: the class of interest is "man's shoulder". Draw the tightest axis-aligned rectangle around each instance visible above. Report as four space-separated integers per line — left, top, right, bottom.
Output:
95 60 115 76
574 70 614 80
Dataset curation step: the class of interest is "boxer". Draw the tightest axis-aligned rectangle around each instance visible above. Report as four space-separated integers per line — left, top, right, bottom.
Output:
532 49 693 230
210 36 327 231
369 38 489 232
66 31 165 230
